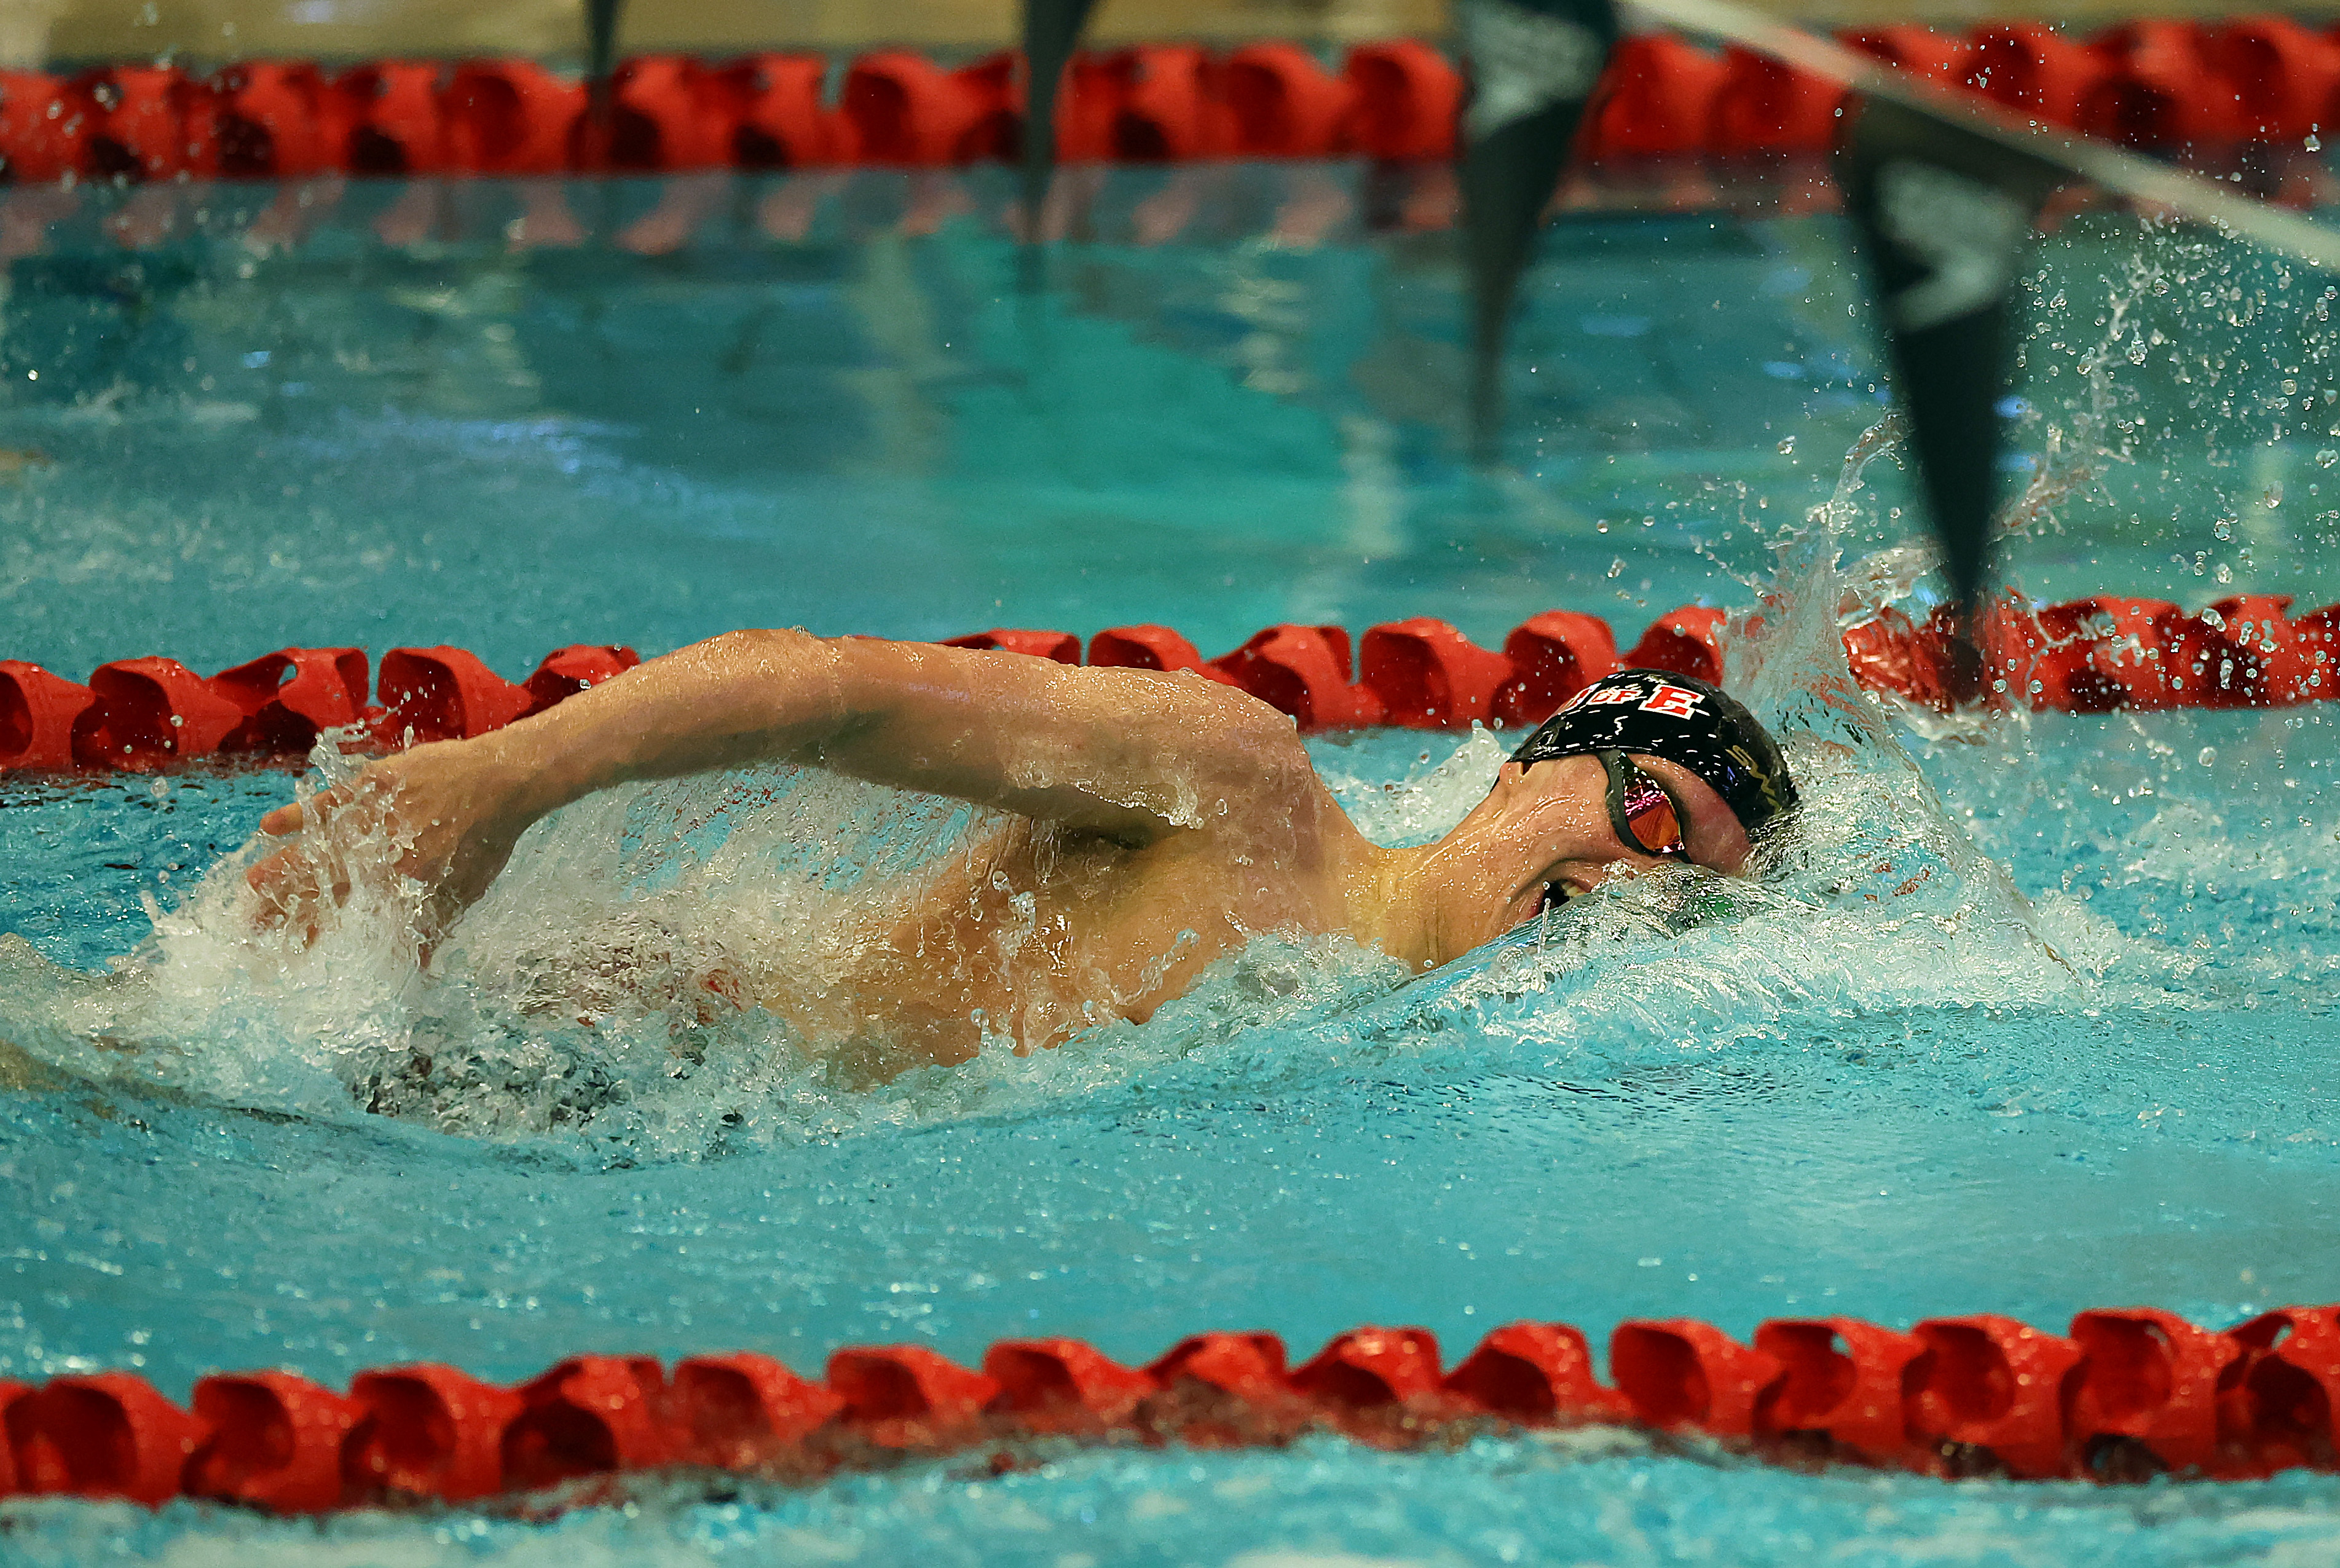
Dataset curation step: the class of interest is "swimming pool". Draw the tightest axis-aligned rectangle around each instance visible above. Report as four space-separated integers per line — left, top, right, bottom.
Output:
3 161 2339 1562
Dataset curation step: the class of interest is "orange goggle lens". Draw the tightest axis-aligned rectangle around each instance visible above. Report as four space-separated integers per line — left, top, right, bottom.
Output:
1609 753 1687 859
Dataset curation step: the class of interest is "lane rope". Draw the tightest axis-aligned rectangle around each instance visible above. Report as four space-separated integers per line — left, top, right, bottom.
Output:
2 594 2330 774
4 1304 2336 1510
2 19 2335 183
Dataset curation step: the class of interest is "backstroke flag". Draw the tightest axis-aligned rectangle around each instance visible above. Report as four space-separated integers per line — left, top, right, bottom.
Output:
585 0 624 148
1022 0 1103 248
1459 0 1619 459
1838 98 2065 615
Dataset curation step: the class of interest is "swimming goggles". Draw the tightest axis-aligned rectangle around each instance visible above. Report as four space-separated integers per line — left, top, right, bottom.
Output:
1541 749 1690 915
1604 749 1688 860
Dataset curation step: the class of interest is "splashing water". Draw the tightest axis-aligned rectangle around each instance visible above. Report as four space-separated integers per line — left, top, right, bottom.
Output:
0 468 2102 1170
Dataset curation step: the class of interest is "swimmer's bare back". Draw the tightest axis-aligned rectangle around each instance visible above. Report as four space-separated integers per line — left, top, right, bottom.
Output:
247 631 1387 1067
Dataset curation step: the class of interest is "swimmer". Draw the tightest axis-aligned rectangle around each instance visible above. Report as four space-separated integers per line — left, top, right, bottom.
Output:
248 634 1796 1075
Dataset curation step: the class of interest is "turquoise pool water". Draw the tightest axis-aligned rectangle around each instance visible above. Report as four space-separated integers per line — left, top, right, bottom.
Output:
2 163 2339 1563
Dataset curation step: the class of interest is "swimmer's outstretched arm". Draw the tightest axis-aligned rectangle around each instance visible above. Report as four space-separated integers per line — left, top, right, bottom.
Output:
250 630 1328 930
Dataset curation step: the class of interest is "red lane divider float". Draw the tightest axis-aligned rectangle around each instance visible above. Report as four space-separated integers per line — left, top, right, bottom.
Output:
6 593 2339 775
7 17 2340 186
7 1305 2340 1510
186 1371 357 1513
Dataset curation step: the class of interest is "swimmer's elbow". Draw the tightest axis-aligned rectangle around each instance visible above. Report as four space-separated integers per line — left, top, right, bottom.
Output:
1169 692 1315 806
1211 691 1309 765
696 626 823 668
581 628 856 763
686 629 846 711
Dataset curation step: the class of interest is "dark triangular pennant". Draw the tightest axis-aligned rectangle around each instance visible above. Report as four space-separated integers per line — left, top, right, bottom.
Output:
584 0 626 155
1021 0 1103 255
1458 0 1620 460
1838 98 2065 617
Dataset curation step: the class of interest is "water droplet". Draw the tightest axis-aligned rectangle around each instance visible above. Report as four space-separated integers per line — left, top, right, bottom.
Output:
2318 449 2338 469
2199 747 2219 768
2309 133 2323 152
1776 436 1796 455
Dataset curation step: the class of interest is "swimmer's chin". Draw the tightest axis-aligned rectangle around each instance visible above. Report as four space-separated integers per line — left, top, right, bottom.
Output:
1500 878 1590 936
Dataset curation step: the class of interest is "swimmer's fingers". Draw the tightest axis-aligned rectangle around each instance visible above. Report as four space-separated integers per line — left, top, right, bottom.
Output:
257 776 371 838
245 843 326 907
245 843 353 945
258 788 339 837
246 785 380 927
256 799 308 837
246 790 350 906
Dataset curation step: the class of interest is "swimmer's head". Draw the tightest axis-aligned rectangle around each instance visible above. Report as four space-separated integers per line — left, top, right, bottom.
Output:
1432 671 1797 942
1507 670 1798 839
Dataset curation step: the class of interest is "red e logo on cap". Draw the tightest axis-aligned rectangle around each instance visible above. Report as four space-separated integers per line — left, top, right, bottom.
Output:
1639 682 1704 719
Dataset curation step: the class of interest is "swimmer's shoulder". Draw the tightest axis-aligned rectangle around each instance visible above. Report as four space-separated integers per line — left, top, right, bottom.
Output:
1044 662 1317 781
1103 671 1363 854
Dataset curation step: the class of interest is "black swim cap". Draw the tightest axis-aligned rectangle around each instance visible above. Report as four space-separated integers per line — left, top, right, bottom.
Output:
1509 669 1799 833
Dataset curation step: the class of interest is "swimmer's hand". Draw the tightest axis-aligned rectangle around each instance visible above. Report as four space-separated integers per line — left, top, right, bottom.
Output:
245 733 539 943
